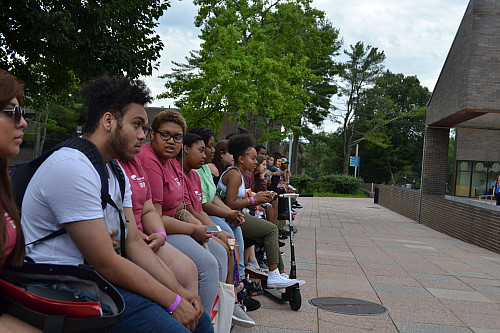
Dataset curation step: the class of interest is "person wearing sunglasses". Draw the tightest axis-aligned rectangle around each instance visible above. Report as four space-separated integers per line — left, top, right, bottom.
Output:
0 70 39 332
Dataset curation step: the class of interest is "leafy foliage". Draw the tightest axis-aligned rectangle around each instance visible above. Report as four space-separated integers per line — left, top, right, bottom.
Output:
289 175 312 193
1 0 169 155
356 71 431 184
160 0 341 140
336 41 386 174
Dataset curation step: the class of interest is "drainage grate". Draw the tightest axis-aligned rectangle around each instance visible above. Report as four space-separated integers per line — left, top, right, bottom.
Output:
308 297 389 316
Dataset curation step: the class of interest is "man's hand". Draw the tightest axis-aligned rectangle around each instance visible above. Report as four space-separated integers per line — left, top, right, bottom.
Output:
170 297 200 331
182 291 203 320
145 232 166 252
191 225 211 243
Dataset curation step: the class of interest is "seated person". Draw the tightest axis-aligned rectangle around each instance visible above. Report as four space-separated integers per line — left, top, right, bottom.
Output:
216 134 305 288
136 109 226 313
176 132 255 326
212 140 233 184
118 155 198 295
21 76 211 332
0 69 39 333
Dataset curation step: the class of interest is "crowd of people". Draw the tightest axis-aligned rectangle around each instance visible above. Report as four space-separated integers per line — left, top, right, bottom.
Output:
0 71 304 332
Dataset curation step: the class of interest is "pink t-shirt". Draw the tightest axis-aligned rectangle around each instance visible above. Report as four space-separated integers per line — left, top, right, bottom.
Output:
137 144 183 217
169 159 203 213
118 158 152 232
184 169 203 213
3 210 17 264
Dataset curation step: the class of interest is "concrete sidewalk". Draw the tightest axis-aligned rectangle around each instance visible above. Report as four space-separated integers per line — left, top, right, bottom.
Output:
233 197 500 333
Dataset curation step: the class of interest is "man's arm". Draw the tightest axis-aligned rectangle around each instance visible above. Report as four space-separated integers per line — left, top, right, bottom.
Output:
64 215 200 330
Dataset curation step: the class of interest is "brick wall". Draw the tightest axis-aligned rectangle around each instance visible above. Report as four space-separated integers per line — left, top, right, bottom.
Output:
421 127 450 195
456 127 500 161
378 185 500 254
378 186 420 222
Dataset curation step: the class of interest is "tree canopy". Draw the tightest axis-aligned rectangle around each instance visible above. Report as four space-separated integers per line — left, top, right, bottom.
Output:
0 0 170 107
160 0 340 141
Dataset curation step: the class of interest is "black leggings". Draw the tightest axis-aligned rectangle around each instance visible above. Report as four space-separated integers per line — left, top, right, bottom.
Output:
495 192 500 206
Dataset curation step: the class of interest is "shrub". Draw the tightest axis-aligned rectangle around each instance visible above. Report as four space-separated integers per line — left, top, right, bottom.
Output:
289 175 312 193
320 174 362 194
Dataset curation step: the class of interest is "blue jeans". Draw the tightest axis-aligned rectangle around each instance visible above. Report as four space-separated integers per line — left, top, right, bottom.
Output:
210 215 245 282
111 286 214 333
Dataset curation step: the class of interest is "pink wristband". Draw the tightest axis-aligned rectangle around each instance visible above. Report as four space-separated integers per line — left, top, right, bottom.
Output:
155 231 167 245
166 294 181 313
250 196 255 203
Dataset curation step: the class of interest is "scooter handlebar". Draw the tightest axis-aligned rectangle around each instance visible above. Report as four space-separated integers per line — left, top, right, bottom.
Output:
278 193 314 198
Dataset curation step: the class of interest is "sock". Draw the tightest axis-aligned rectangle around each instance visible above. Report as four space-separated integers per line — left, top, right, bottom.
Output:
248 259 258 267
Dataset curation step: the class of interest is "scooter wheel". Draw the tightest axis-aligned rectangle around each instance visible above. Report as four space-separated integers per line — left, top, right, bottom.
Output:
289 288 301 311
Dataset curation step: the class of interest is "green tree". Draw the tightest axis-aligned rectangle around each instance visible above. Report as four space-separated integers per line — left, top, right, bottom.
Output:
1 0 169 154
356 71 431 184
337 41 385 175
160 0 340 145
299 131 343 178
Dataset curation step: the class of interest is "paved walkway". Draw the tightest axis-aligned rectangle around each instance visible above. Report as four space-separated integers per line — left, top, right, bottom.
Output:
233 197 500 333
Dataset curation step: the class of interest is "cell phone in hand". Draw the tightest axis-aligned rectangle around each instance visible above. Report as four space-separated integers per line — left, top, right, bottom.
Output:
206 225 223 234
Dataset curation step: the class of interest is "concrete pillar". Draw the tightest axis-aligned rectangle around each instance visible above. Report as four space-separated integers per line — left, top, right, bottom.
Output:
421 126 450 195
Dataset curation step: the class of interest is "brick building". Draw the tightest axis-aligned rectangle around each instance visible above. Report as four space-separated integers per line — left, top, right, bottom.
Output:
378 0 500 254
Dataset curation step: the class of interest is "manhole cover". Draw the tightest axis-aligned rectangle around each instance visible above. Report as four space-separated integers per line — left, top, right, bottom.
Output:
308 297 389 316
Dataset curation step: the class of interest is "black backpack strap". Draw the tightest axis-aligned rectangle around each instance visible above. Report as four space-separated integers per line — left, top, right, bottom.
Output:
109 159 126 203
25 228 67 246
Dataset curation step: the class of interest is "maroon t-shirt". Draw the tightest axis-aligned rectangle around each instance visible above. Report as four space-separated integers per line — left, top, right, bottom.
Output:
136 143 183 217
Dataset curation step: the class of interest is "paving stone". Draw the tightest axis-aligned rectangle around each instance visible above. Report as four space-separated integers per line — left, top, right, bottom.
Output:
357 258 398 265
372 283 432 297
409 272 460 282
445 270 493 279
394 321 472 333
426 288 494 302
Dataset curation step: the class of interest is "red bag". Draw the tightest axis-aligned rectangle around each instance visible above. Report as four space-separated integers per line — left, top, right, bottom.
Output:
0 279 103 318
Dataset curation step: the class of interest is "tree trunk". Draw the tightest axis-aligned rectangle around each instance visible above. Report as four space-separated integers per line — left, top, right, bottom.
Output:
34 104 50 157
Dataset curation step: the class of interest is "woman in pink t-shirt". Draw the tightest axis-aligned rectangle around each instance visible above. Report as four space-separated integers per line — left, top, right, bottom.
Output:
118 157 198 295
0 70 39 332
136 110 227 314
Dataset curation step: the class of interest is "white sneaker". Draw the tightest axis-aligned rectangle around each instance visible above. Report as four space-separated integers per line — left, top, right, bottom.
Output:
267 271 302 288
232 303 255 328
281 273 306 286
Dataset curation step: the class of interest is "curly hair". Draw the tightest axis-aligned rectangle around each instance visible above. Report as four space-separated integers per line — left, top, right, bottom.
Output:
187 127 213 146
151 109 186 134
81 75 153 134
227 134 254 161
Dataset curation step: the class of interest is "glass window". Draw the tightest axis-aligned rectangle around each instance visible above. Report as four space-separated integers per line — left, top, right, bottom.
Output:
456 161 472 197
471 162 488 197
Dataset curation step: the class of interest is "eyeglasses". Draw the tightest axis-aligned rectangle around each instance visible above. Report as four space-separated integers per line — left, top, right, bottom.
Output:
156 130 183 143
142 126 151 137
3 105 25 127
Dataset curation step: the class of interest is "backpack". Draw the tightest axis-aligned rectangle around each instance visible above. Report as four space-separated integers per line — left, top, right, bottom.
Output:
10 137 127 258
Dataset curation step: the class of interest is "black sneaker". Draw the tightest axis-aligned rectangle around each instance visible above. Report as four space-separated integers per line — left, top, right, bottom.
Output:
237 288 261 311
279 240 286 247
279 232 288 240
242 279 263 296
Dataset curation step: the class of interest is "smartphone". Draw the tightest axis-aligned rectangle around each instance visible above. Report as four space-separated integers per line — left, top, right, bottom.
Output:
206 225 223 234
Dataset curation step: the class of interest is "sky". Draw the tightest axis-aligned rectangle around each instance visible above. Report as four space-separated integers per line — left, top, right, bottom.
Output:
141 0 471 131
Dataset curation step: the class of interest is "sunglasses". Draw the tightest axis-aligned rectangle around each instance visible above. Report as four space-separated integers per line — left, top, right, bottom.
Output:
156 130 184 143
3 105 25 127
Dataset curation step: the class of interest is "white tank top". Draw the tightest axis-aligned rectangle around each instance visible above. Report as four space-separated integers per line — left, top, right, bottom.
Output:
216 167 247 201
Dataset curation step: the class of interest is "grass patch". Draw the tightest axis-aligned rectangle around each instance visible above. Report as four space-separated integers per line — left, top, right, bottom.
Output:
312 191 370 198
